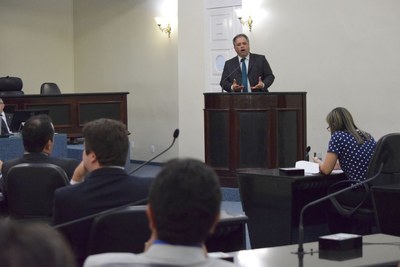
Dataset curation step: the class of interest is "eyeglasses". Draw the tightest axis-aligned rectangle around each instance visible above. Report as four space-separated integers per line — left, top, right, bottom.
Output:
326 126 330 131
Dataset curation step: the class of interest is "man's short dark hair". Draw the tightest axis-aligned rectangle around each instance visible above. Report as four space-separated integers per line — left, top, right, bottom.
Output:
83 118 129 167
22 114 54 153
233 33 249 45
149 158 222 245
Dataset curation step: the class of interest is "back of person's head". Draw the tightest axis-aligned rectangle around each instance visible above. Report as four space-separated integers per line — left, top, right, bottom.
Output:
0 219 76 267
83 118 129 166
326 107 357 132
326 107 371 144
22 114 54 153
149 158 222 246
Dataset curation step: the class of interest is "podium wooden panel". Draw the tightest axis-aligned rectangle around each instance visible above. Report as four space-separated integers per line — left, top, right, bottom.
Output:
2 92 128 139
204 92 307 187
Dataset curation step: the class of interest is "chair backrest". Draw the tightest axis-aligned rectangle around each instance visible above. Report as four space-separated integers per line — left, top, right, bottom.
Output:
0 76 24 96
4 163 69 221
87 205 247 256
87 205 150 255
328 133 400 221
371 184 400 236
40 82 61 95
366 133 400 186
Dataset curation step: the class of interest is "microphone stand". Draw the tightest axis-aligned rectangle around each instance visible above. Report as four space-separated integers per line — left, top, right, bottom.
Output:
293 163 383 256
128 129 179 175
53 197 148 229
54 129 180 229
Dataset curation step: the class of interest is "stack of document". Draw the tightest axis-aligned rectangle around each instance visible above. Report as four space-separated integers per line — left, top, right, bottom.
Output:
295 160 320 174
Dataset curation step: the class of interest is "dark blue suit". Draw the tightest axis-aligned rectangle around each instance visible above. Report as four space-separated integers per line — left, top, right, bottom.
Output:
220 53 274 93
53 167 153 265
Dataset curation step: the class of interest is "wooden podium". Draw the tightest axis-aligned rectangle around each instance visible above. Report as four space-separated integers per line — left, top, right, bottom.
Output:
204 92 307 187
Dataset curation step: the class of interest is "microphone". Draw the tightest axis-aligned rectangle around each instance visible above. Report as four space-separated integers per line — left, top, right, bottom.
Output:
220 62 242 92
293 163 384 256
53 197 148 229
305 146 311 161
128 128 179 175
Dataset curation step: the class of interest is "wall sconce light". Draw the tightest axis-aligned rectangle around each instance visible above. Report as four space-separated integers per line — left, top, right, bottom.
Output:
238 16 253 32
154 17 171 38
235 9 253 32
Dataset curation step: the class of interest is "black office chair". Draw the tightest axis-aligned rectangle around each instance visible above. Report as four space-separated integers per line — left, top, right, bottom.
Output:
87 205 150 255
3 163 70 223
372 184 400 236
40 82 61 95
328 133 400 234
0 76 24 96
87 205 248 256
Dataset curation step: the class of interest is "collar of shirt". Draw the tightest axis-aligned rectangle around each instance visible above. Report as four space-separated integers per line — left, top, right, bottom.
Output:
238 55 249 63
153 239 202 248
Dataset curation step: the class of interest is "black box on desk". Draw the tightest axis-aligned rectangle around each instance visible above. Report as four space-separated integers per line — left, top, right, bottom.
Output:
319 233 362 261
279 168 305 175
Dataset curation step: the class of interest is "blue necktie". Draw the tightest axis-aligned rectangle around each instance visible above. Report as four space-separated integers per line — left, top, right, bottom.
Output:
241 58 248 92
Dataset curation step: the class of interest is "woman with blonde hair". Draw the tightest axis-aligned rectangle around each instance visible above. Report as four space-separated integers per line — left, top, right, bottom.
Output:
314 107 377 234
314 107 376 182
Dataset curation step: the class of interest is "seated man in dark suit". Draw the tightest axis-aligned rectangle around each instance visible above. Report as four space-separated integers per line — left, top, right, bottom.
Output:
84 158 237 267
0 97 12 135
0 114 79 192
53 118 153 266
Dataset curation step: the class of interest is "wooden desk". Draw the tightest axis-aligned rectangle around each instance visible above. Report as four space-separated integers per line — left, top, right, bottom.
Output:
237 168 345 248
204 92 307 187
2 92 128 139
228 234 400 267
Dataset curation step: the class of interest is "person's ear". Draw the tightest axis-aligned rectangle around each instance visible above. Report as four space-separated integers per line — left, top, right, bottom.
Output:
44 139 53 153
146 204 156 230
208 212 221 235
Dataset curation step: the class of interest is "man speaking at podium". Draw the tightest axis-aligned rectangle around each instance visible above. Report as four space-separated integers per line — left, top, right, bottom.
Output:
220 33 275 93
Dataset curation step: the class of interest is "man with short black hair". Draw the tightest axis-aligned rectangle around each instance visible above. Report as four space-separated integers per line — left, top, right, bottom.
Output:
1 114 79 192
84 158 238 267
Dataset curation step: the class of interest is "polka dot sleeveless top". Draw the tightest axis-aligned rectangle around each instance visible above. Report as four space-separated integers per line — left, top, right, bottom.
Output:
328 131 376 182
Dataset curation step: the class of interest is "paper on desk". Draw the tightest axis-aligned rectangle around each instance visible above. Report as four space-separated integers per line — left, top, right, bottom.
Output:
295 160 320 174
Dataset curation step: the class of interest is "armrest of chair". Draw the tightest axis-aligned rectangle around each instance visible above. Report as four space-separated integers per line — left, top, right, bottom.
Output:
327 180 370 218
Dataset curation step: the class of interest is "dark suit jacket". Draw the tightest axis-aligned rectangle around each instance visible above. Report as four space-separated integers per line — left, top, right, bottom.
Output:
0 152 79 192
0 112 12 134
220 53 275 93
52 167 153 265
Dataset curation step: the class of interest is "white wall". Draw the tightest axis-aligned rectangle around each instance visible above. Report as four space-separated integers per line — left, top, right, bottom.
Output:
1 0 400 163
0 0 74 93
73 0 179 162
177 0 206 160
246 0 400 157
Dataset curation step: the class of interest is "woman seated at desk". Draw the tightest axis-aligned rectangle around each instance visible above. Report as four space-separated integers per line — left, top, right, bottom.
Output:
314 107 376 181
313 107 377 233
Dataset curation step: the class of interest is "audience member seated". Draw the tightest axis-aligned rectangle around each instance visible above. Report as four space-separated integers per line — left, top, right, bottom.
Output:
0 219 76 267
0 115 79 192
84 158 237 267
0 97 12 135
313 107 377 234
53 118 153 266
